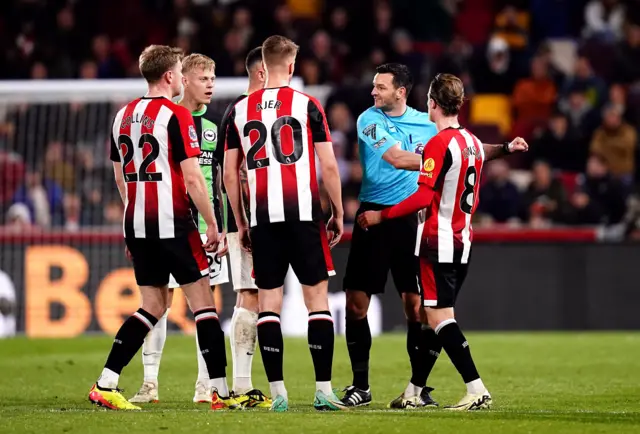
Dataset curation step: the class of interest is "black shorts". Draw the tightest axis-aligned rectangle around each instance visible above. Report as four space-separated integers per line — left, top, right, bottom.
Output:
343 202 420 295
250 220 335 290
418 256 469 308
125 230 209 287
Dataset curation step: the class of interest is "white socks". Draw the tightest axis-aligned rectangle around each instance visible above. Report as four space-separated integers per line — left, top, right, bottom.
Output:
466 378 487 395
210 377 230 397
142 309 169 383
269 380 288 401
316 381 333 395
404 381 423 398
195 327 209 383
97 368 119 389
230 307 258 394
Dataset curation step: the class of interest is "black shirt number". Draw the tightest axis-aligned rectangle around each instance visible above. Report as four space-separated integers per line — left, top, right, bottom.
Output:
459 166 477 214
119 134 163 183
244 116 304 170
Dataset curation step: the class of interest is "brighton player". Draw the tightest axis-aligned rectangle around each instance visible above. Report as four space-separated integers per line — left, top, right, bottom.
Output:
128 53 240 406
358 73 528 410
89 45 236 410
217 46 272 408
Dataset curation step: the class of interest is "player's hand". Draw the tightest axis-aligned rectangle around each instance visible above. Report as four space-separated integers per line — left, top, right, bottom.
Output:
326 215 344 249
239 225 252 253
357 211 382 229
125 246 133 262
217 230 229 256
507 137 529 153
203 224 220 252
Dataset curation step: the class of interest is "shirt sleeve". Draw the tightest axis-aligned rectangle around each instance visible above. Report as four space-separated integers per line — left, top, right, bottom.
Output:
110 133 120 162
224 107 241 151
418 135 450 189
357 113 400 156
307 96 331 143
168 107 201 163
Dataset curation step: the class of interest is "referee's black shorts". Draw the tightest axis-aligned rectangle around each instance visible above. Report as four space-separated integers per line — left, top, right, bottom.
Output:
343 202 420 295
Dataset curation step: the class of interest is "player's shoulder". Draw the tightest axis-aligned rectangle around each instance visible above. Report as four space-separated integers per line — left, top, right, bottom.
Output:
160 98 191 119
202 104 224 123
357 106 385 129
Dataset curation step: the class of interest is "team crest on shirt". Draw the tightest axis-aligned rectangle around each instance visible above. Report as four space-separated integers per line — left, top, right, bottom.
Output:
423 158 435 172
414 143 424 154
203 128 217 142
189 125 198 141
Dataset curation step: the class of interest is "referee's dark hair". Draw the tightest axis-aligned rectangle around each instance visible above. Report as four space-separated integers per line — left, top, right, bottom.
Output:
376 63 413 96
245 46 263 73
428 73 465 116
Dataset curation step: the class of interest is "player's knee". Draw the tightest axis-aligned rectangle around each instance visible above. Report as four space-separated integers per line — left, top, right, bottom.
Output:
238 289 259 312
345 291 369 320
426 308 454 331
141 302 166 320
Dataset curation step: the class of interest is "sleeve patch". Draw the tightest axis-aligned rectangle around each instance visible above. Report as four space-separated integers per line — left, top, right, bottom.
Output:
363 124 377 140
373 137 387 149
188 125 198 141
423 158 435 172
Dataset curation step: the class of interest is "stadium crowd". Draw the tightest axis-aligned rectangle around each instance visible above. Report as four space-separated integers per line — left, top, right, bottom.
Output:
2 0 640 232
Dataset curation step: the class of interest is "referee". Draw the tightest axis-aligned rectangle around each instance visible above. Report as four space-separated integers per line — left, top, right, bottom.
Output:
341 64 440 409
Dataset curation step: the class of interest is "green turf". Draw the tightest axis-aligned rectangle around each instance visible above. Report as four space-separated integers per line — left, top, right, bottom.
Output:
1 333 640 433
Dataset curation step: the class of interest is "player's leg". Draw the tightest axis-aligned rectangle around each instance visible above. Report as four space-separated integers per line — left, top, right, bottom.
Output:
341 205 389 406
388 213 439 408
421 259 491 411
192 239 230 403
129 287 174 403
89 239 168 410
251 223 290 412
226 231 269 407
291 221 345 411
170 231 239 410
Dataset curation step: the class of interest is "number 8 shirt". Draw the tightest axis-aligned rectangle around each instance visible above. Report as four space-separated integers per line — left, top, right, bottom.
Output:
417 127 485 264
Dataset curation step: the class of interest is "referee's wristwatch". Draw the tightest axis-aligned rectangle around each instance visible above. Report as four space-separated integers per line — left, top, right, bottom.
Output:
502 141 512 153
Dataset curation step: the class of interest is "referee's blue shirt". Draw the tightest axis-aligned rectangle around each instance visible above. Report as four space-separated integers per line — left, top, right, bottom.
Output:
357 106 438 205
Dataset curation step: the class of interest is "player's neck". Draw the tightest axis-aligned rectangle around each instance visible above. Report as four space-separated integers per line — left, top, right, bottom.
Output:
145 85 172 100
384 102 408 117
265 75 290 89
179 97 202 113
435 116 460 131
247 82 263 94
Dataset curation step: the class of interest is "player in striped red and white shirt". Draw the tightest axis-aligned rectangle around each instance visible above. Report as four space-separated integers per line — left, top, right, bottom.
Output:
224 36 345 412
358 73 528 411
89 45 239 411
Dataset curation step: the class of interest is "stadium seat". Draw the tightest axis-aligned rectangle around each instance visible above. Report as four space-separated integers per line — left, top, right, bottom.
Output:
470 94 512 137
455 10 493 45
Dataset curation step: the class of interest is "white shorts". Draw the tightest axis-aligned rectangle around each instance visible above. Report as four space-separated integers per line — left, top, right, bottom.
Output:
227 232 258 292
169 234 229 289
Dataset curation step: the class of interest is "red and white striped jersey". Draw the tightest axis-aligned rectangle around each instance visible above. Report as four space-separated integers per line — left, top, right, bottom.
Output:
225 86 331 227
110 96 201 239
416 127 485 264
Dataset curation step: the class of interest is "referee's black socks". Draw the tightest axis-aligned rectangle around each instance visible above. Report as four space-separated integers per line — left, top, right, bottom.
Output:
346 316 372 390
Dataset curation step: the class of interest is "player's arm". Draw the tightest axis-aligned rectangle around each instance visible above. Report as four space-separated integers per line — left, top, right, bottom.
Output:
169 109 218 250
110 134 127 204
223 108 248 229
357 115 421 170
309 97 344 247
483 137 529 161
358 136 448 228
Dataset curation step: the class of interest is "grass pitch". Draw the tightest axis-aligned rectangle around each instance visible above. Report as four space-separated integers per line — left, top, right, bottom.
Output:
1 333 639 433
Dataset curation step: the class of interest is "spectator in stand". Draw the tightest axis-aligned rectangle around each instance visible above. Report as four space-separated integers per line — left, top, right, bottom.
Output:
512 55 557 125
535 42 565 88
530 111 587 172
520 160 569 227
91 34 125 78
12 167 64 228
590 103 638 182
473 35 517 94
309 30 338 84
561 56 607 109
564 154 628 225
493 4 529 51
614 23 640 85
559 82 600 143
478 159 521 224
583 0 625 42
43 141 75 192
5 203 32 233
390 29 424 80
